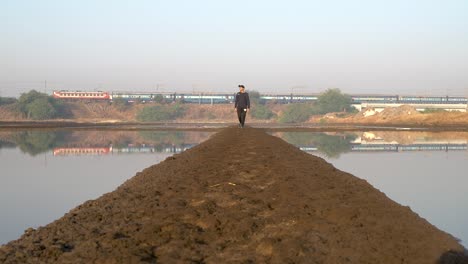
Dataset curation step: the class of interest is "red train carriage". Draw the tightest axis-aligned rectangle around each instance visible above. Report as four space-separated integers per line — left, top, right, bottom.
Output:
53 91 110 100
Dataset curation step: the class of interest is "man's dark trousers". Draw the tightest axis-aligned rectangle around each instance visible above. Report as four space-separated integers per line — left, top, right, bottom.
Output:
237 108 247 127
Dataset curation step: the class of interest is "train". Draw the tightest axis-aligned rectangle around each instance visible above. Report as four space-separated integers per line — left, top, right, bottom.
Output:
52 90 468 105
52 91 111 100
351 94 468 104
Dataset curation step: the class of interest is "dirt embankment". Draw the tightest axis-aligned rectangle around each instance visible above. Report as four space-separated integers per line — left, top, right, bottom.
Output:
1 127 466 263
318 105 468 126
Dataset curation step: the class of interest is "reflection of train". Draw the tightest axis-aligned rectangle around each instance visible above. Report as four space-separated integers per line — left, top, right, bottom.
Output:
52 144 196 156
53 147 111 156
52 90 468 105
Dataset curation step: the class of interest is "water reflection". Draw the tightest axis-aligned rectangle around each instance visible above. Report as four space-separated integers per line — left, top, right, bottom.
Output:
6 130 465 159
1 131 66 156
279 132 357 158
0 130 213 156
273 131 468 158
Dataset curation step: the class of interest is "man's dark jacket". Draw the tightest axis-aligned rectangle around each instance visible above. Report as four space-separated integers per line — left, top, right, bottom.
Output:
235 92 250 109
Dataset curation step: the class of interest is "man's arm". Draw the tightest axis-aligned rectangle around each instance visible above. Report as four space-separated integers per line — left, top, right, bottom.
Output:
246 93 250 109
234 93 238 109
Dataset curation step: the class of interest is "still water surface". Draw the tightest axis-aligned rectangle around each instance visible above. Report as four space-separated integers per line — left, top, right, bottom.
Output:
0 129 467 247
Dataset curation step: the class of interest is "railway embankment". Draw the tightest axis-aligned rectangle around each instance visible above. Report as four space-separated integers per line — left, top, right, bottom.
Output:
1 101 468 129
0 127 467 263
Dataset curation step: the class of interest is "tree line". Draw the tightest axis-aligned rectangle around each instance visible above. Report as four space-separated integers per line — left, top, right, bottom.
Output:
0 89 356 122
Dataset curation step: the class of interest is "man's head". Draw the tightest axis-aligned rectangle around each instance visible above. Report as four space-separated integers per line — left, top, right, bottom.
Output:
238 85 245 92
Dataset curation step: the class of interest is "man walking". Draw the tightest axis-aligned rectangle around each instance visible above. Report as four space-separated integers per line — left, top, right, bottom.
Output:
234 84 250 128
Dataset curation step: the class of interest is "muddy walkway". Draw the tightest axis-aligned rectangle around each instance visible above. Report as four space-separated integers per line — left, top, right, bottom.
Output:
0 127 466 263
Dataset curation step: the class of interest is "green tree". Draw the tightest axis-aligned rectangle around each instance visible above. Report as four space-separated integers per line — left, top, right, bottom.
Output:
316 88 353 114
278 103 316 123
250 104 275 120
17 90 68 119
27 97 57 120
246 90 273 119
154 94 165 104
248 90 261 104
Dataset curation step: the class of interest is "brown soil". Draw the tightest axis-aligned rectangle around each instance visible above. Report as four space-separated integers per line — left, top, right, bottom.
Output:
1 127 466 264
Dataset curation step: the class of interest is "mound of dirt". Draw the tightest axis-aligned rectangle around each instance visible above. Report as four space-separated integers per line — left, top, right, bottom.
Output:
378 105 421 118
352 105 421 123
330 105 468 126
0 127 465 263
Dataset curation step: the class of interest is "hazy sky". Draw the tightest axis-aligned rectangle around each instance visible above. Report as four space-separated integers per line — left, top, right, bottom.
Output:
2 0 468 97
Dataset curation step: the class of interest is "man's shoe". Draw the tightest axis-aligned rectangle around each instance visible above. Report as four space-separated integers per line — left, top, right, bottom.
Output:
238 124 242 128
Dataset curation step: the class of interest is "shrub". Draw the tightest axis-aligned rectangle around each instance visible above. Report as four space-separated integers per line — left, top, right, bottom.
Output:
279 103 316 123
154 94 166 104
422 108 448 114
316 88 354 114
248 90 267 105
251 104 275 120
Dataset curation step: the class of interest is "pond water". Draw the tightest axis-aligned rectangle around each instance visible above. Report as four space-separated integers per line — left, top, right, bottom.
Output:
0 129 467 248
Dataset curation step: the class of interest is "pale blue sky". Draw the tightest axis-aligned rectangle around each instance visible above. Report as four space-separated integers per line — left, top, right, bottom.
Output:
1 0 468 97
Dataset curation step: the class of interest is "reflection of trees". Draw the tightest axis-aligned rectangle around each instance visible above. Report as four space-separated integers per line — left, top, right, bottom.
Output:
138 131 188 152
139 131 186 145
110 138 134 149
281 132 356 158
13 131 68 156
314 134 356 158
0 140 16 149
